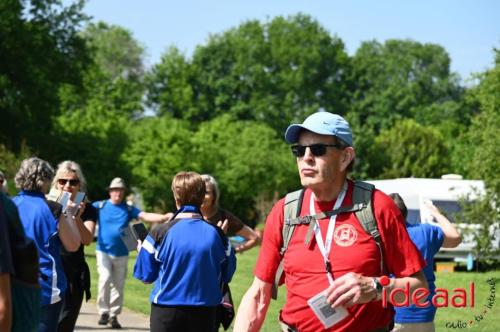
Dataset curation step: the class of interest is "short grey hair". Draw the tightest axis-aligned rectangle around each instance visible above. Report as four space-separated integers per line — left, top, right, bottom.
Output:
52 160 87 192
15 157 54 192
201 174 220 207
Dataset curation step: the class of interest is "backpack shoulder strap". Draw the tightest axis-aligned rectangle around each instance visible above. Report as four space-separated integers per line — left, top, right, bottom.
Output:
352 181 385 274
127 204 134 220
272 189 304 300
150 218 182 244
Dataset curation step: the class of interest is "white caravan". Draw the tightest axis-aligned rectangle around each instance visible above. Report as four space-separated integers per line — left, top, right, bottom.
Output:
366 176 495 261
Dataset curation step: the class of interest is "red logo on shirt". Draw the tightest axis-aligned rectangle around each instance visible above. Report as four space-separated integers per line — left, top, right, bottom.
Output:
334 224 357 247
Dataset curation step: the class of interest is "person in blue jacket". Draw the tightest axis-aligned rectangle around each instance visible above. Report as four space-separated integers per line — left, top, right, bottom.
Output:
134 171 236 332
389 193 462 332
13 157 81 332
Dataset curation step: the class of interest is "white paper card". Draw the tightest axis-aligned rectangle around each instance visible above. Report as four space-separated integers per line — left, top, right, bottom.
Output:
73 192 86 206
59 191 71 214
307 290 348 329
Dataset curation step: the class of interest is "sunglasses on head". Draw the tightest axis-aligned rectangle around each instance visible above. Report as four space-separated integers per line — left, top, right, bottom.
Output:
291 144 340 157
57 178 80 186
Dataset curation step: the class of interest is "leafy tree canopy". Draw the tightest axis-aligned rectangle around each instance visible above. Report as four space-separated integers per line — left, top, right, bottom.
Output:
373 119 450 178
460 48 500 194
147 14 350 132
0 0 89 153
123 116 193 212
349 39 467 132
190 114 298 221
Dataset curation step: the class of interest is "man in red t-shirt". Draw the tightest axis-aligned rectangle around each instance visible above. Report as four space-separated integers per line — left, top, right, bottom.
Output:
234 112 427 332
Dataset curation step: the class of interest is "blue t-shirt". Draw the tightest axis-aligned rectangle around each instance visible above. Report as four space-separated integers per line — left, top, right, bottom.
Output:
93 200 141 256
134 217 237 306
395 223 444 323
13 191 66 305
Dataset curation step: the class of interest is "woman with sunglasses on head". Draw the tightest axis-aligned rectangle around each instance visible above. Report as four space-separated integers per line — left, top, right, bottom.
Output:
13 157 81 332
51 161 98 332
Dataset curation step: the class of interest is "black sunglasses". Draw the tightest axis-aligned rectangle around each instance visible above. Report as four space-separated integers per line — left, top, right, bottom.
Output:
57 178 80 186
291 144 340 157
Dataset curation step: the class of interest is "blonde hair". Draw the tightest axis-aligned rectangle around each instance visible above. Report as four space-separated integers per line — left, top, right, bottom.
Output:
52 160 87 192
171 171 205 207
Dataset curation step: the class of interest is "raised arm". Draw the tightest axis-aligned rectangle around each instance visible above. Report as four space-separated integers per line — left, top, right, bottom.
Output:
75 203 96 245
79 219 96 245
234 276 272 332
235 225 261 253
58 205 82 252
425 201 462 248
138 211 169 223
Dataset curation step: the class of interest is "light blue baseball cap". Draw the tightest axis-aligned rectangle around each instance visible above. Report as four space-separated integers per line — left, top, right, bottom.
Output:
284 111 353 146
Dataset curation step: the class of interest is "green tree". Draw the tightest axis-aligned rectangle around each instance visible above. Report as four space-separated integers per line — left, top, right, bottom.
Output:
145 47 199 121
147 14 350 132
191 114 298 222
460 49 500 193
82 22 145 81
0 142 32 194
455 49 500 266
347 40 469 177
122 116 193 212
374 119 450 178
54 80 133 200
52 22 147 199
0 0 89 153
349 40 467 132
79 22 146 118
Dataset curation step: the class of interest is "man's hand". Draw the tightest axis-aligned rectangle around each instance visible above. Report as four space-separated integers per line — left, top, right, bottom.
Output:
217 218 229 234
163 212 174 223
325 272 376 308
424 200 441 218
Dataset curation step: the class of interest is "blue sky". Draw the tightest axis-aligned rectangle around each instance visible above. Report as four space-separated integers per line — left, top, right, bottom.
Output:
82 0 499 81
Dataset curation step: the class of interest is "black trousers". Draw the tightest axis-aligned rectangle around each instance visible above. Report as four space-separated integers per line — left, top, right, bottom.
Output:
150 304 217 332
58 260 90 332
58 280 84 332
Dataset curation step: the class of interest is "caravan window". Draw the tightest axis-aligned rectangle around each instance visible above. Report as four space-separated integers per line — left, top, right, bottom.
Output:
431 200 461 223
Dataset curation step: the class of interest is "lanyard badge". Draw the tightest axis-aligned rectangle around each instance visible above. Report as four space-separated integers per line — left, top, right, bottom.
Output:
307 291 348 328
307 182 349 328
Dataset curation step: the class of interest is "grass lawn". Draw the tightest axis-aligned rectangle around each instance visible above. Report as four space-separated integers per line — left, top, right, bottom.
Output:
85 243 499 331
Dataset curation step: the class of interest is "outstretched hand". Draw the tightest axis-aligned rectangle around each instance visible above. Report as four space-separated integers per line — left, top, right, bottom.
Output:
163 212 174 223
